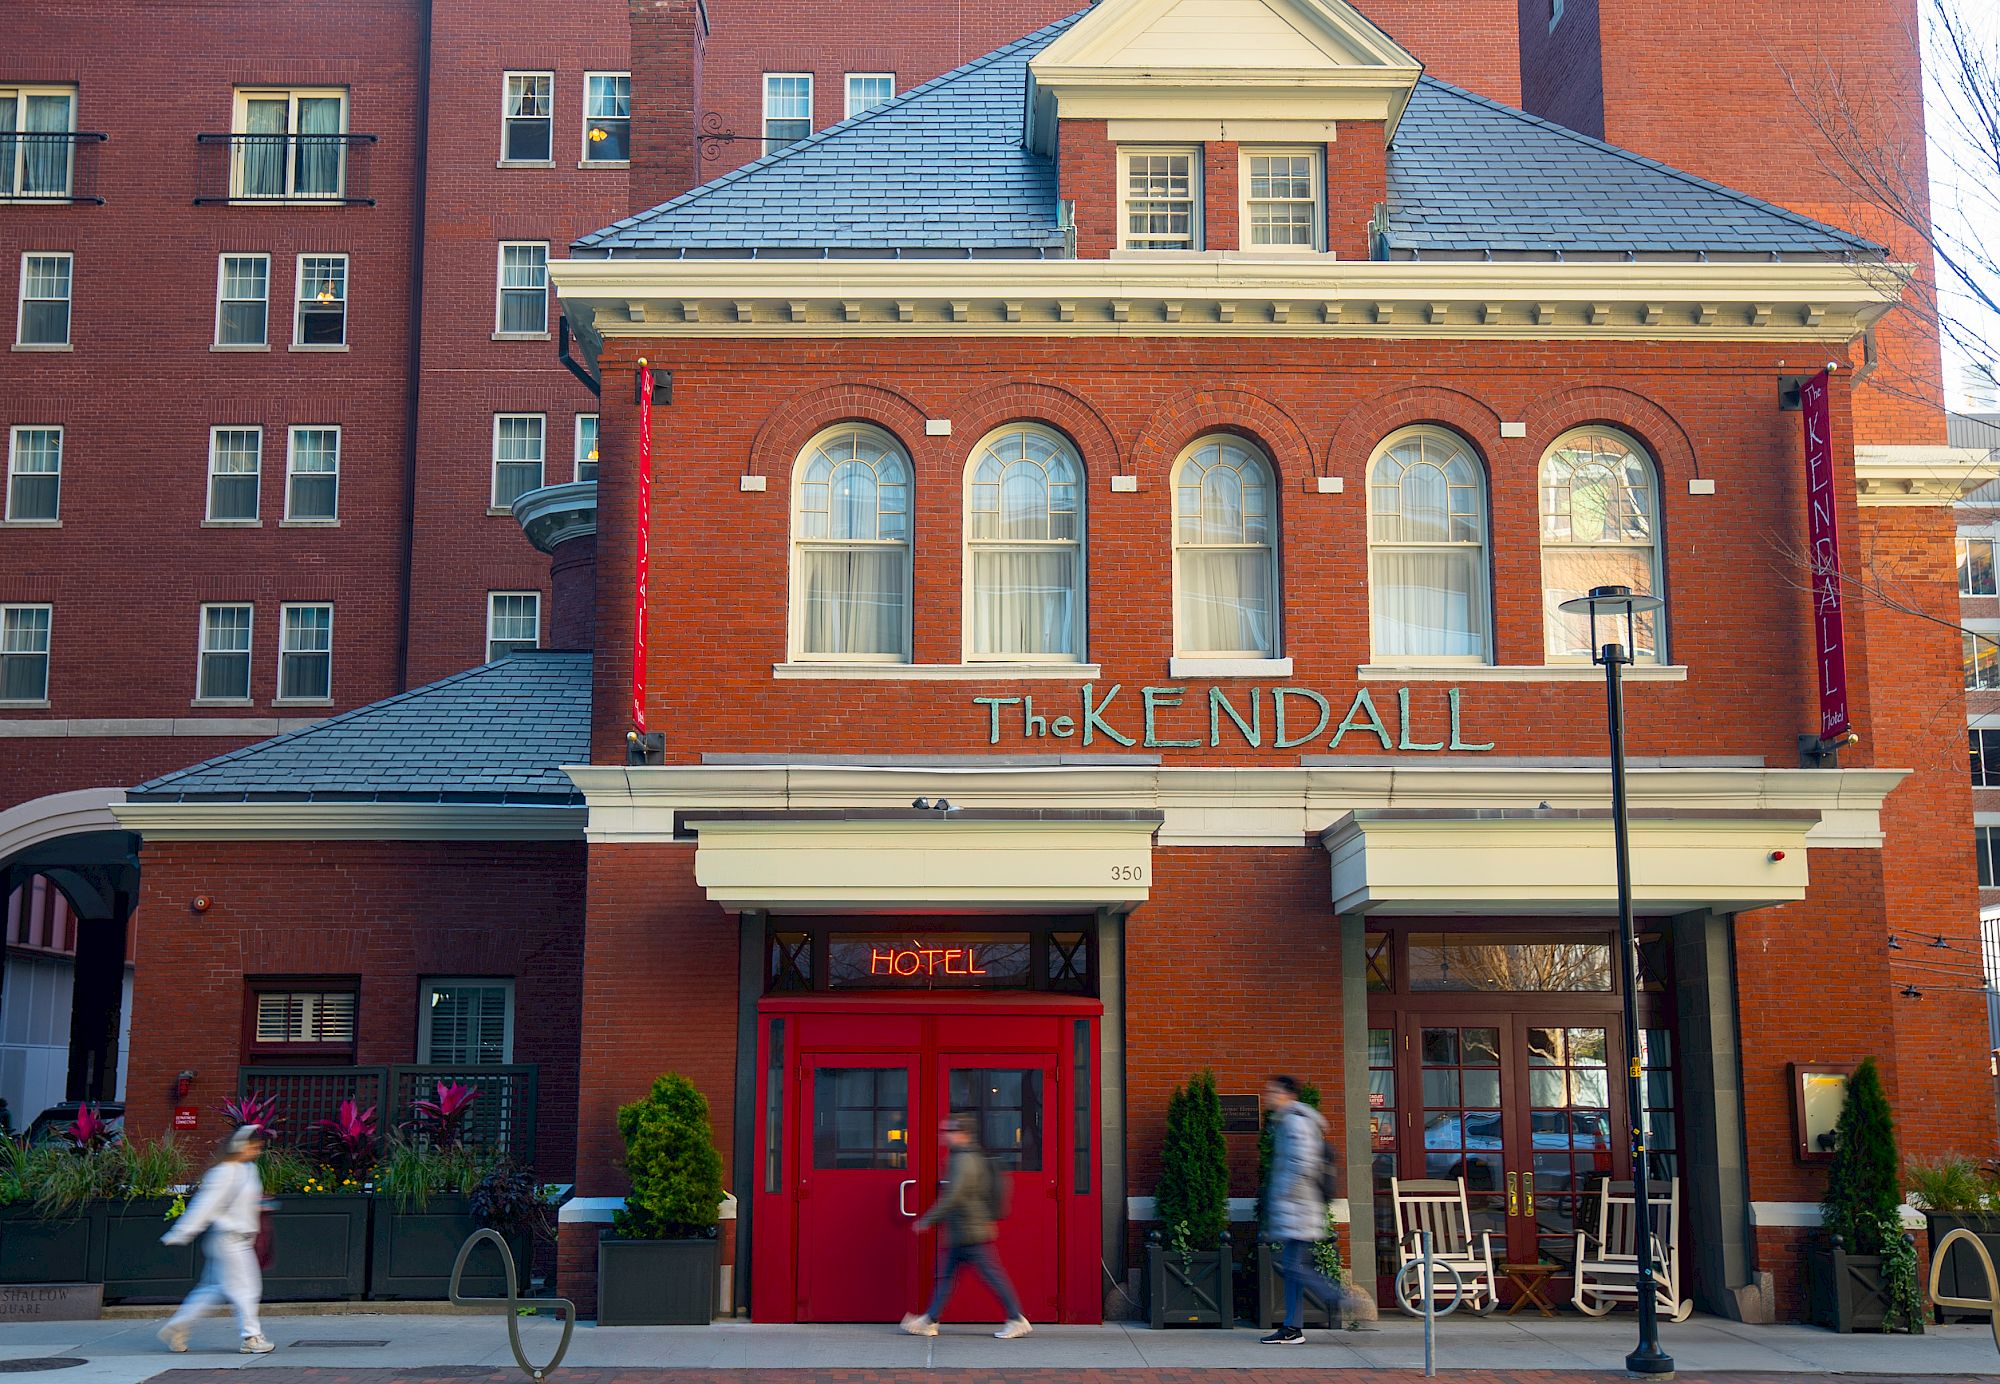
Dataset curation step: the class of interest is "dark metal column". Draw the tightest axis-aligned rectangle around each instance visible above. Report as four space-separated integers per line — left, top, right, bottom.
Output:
1339 913 1377 1291
1096 906 1128 1313
65 883 132 1104
731 908 768 1317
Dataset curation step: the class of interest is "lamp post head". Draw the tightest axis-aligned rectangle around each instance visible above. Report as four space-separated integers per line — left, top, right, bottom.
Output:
1556 584 1666 667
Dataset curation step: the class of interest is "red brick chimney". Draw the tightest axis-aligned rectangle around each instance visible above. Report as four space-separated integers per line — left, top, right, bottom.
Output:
628 0 707 214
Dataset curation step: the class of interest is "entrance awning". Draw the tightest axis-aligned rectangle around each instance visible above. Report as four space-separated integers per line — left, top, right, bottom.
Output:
1321 807 1818 915
686 808 1162 913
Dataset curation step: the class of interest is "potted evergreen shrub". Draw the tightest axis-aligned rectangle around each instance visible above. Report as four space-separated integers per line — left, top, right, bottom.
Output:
1908 1155 2000 1324
597 1073 724 1326
1147 1069 1233 1328
1806 1058 1923 1333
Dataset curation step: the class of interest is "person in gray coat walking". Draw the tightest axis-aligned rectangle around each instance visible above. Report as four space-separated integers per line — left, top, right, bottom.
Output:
1260 1074 1351 1343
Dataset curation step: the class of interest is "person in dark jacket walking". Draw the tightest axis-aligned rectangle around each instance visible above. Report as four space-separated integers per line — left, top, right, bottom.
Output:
900 1113 1032 1339
1260 1074 1353 1343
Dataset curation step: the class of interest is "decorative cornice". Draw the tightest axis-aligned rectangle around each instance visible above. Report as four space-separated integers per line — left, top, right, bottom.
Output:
512 480 599 553
111 801 586 842
549 258 1908 346
1855 445 2000 507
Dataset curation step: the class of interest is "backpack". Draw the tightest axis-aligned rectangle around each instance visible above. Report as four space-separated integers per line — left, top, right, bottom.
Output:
1316 1147 1340 1204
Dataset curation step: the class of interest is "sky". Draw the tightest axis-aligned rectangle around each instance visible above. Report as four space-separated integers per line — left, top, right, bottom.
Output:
1926 0 2000 410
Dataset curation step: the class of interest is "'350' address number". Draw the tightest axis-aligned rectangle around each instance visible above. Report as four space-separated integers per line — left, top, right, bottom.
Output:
1110 864 1145 882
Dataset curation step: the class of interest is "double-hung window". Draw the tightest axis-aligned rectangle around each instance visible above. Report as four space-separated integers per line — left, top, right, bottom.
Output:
1173 437 1279 657
575 414 599 482
6 426 61 522
492 414 545 507
1960 537 1998 596
295 253 347 346
279 603 333 701
1980 827 2000 888
1974 728 2000 788
495 242 549 335
844 73 894 119
17 252 71 346
965 426 1085 661
233 88 346 200
1540 429 1662 662
502 73 553 162
790 426 912 661
419 979 515 1064
286 426 340 522
2 87 77 200
207 427 262 521
1969 631 2000 690
1241 148 1322 250
216 254 270 346
1121 148 1199 250
763 74 811 153
0 605 51 703
583 74 630 162
197 604 253 702
486 592 540 660
248 982 357 1060
1367 427 1491 662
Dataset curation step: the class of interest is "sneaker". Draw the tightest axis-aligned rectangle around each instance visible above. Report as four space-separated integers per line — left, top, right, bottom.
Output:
1259 1327 1305 1344
240 1336 276 1355
994 1317 1033 1339
899 1313 938 1337
157 1324 188 1354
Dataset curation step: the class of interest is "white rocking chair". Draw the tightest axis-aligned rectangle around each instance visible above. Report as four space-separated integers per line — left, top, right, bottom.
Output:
1571 1178 1694 1322
1390 1177 1499 1315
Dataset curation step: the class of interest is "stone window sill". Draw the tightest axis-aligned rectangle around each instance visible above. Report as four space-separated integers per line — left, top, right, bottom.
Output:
773 662 1103 681
0 700 52 710
0 519 61 528
12 342 72 352
202 519 263 528
190 698 253 709
288 343 349 353
492 331 552 342
210 343 271 352
1168 656 1292 678
1357 664 1688 682
280 518 340 527
577 159 631 170
272 697 334 708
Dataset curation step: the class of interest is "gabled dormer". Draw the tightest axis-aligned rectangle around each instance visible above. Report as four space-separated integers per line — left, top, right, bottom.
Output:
1028 0 1421 258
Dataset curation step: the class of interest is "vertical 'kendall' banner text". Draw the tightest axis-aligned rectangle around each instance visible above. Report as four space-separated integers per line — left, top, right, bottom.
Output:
1801 368 1849 738
632 360 653 735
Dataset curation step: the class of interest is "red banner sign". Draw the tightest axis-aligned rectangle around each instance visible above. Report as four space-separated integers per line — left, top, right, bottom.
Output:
1801 369 1850 739
632 360 653 736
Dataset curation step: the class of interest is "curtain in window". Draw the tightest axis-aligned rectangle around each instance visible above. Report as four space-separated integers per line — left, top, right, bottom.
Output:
295 96 343 196
967 428 1083 659
22 94 71 196
794 429 910 658
1174 438 1276 655
240 97 288 196
970 548 1078 656
1178 550 1274 654
1368 430 1489 659
1540 431 1660 659
800 548 907 655
1372 549 1487 657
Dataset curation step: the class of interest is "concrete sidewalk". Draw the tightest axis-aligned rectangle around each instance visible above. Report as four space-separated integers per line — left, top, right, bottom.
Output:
1 1312 1998 1383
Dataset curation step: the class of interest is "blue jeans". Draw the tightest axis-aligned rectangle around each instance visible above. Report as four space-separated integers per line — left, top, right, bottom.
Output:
925 1240 1023 1322
1279 1238 1347 1329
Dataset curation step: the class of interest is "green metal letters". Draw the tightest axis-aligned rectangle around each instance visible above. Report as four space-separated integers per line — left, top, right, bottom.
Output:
976 683 1494 754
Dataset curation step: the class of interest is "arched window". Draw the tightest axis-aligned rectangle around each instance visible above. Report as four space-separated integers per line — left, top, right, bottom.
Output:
791 425 911 661
1540 428 1662 661
1367 427 1491 661
1173 436 1278 657
965 425 1084 660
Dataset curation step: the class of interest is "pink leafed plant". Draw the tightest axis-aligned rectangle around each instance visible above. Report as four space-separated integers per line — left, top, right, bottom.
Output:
411 1082 480 1149
66 1103 114 1150
313 1099 378 1172
219 1092 282 1136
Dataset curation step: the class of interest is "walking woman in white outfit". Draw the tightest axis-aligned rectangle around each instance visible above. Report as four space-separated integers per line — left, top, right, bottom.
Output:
158 1125 274 1354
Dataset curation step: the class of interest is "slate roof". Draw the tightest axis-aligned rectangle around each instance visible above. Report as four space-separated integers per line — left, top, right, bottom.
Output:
127 652 591 805
574 11 1881 260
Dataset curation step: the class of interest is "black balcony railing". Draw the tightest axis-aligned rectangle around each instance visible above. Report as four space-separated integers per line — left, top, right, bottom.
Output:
194 132 378 206
238 1063 540 1164
2 131 108 204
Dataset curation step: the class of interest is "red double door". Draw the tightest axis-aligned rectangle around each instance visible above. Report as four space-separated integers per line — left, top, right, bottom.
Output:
752 996 1101 1324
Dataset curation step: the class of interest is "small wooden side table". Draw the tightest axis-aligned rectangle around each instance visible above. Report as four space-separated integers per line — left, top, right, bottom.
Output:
1501 1261 1560 1317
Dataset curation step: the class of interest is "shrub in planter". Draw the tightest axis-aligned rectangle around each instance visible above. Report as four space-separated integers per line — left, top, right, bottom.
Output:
99 1138 200 1304
369 1135 512 1300
0 1137 102 1284
242 1147 371 1302
598 1072 724 1326
1808 1058 1922 1334
1148 1070 1233 1328
1908 1156 2000 1325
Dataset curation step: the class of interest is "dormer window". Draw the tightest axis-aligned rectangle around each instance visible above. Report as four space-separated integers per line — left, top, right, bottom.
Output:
1242 148 1323 251
1120 148 1200 250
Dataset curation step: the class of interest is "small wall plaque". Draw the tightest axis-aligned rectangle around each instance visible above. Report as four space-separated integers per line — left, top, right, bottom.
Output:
1220 1094 1262 1134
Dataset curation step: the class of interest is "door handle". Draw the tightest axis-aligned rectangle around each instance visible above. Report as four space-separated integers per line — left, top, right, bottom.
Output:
899 1179 916 1217
1506 1170 1519 1217
1523 1172 1535 1218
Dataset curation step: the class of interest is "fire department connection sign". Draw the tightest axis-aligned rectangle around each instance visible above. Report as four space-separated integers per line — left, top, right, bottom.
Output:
1800 369 1850 739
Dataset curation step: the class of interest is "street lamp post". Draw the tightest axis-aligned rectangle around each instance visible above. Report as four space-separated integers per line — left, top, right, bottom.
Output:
1557 583 1674 1377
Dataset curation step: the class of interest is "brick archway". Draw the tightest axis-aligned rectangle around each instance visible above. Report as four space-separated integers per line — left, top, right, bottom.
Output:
1519 385 1701 488
1326 385 1504 479
1130 386 1314 486
748 381 933 481
946 379 1123 480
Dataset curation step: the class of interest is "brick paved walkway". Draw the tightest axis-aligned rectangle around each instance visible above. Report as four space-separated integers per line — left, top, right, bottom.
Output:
156 1371 2000 1384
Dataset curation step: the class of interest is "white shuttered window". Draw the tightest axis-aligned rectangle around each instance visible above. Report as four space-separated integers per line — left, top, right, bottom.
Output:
420 979 515 1064
253 988 357 1047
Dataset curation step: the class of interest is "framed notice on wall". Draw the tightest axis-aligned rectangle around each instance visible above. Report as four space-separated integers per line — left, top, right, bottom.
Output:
1790 1061 1858 1161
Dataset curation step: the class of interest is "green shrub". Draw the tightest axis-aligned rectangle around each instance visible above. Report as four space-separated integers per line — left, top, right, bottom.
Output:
1906 1156 2000 1213
32 1144 121 1219
613 1073 724 1240
1821 1057 1899 1254
118 1138 192 1200
1157 1069 1229 1251
374 1135 494 1211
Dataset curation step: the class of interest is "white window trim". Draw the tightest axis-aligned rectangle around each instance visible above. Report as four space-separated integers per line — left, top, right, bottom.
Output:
293 252 348 349
214 252 271 349
206 425 263 524
195 602 255 706
485 591 542 661
1365 424 1493 667
1966 621 2000 691
5 424 61 524
762 72 813 153
1170 435 1282 660
0 602 52 707
284 424 341 524
500 71 555 165
1959 535 2000 597
2 86 78 203
276 601 334 705
417 977 516 1064
1237 147 1324 254
494 241 551 338
580 71 631 165
787 423 914 665
844 72 895 120
229 87 349 203
491 413 547 509
1538 425 1666 666
1118 146 1203 252
574 413 599 481
961 424 1088 665
16 250 72 348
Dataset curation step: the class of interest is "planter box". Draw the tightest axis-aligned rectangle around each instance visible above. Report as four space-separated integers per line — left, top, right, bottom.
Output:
1806 1241 1891 1333
597 1236 718 1326
369 1194 527 1300
0 1203 103 1285
264 1195 370 1302
1254 1240 1335 1328
1146 1242 1234 1328
99 1199 201 1304
1926 1212 2000 1325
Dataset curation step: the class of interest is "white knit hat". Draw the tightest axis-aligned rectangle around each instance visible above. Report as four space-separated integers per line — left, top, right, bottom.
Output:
225 1124 264 1154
